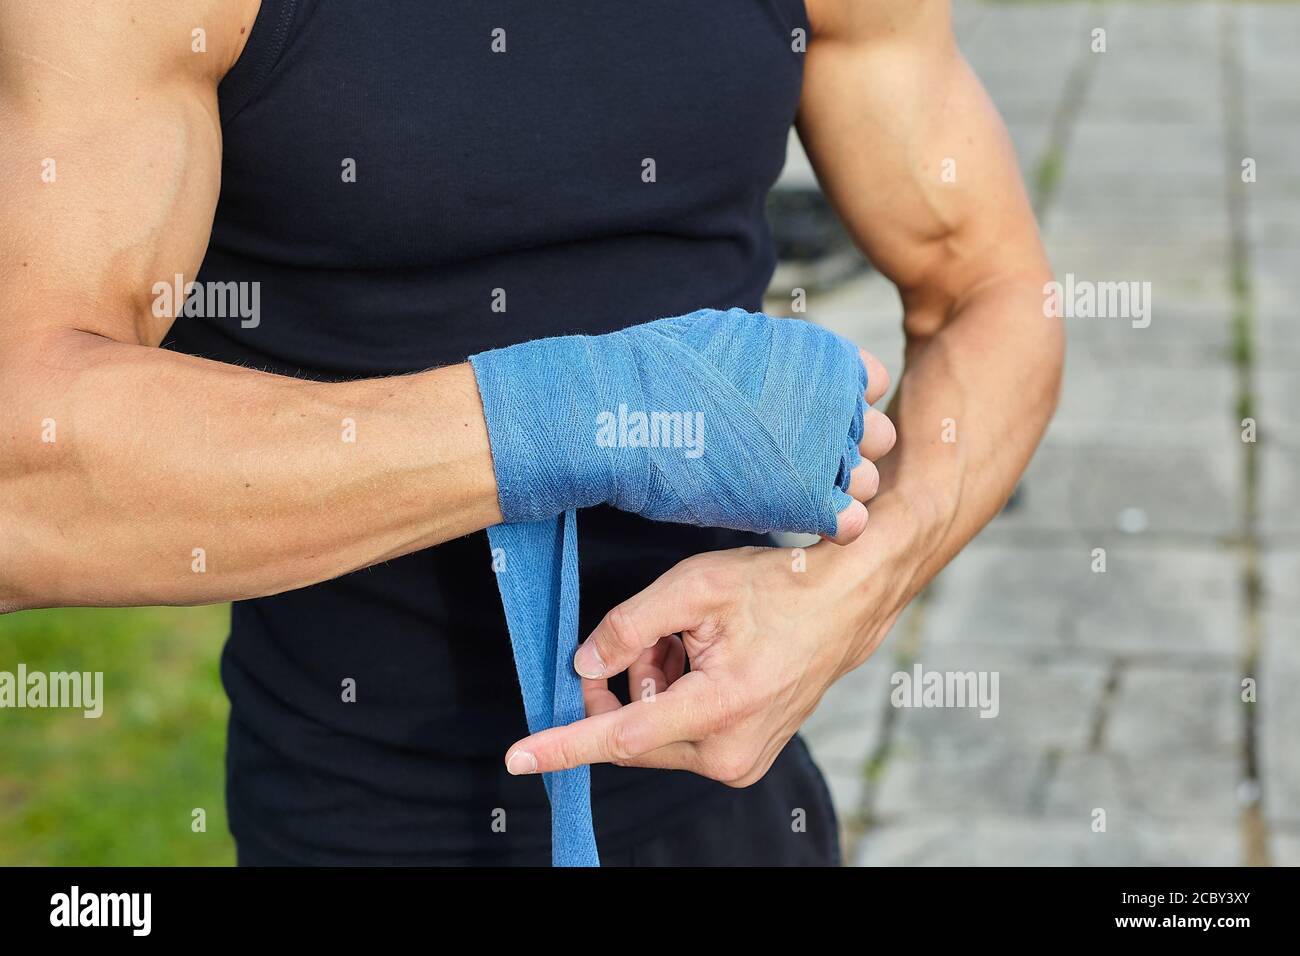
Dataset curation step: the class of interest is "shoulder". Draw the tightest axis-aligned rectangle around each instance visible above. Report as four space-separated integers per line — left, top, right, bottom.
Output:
0 0 262 91
803 0 951 44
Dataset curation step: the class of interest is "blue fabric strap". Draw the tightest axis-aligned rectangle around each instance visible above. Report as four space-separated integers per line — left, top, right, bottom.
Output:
485 511 597 866
470 308 867 867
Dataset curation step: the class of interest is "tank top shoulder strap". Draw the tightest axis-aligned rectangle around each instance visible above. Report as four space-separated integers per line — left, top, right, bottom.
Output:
218 0 312 126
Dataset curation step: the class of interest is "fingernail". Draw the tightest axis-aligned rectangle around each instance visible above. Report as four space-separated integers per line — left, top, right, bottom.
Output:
507 750 538 775
574 640 606 679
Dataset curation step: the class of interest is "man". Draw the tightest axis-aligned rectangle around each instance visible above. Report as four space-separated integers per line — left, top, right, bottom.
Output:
0 0 1061 865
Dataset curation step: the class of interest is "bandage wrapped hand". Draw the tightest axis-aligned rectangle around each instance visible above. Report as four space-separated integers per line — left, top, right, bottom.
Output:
470 307 869 537
467 307 872 868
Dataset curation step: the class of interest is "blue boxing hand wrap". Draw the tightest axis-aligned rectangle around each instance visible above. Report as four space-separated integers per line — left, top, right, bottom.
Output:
469 308 868 866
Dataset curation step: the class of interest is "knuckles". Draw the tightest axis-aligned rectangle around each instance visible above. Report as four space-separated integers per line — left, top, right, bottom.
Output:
552 739 585 772
601 603 644 656
861 461 881 500
606 720 641 763
698 747 758 786
672 554 744 607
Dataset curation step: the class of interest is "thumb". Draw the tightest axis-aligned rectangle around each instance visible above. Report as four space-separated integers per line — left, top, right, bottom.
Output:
574 566 712 680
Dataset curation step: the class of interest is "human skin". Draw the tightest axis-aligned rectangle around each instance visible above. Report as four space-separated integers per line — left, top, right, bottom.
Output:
0 0 1059 793
0 0 886 613
506 0 1064 784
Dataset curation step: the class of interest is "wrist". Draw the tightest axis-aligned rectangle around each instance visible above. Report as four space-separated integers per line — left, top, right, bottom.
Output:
470 334 610 521
821 489 953 671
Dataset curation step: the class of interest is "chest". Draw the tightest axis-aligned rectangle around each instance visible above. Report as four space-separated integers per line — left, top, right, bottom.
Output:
215 1 808 268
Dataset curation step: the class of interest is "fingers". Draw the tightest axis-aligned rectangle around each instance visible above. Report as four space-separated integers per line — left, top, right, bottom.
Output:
860 407 897 461
832 457 879 543
660 634 686 685
847 459 880 502
858 348 891 405
605 739 700 772
828 497 868 544
582 676 622 717
574 567 710 680
507 672 714 774
627 635 685 703
854 348 896 464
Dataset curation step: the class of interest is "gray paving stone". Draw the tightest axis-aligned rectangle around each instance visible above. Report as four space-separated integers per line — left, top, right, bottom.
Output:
854 816 1241 866
1103 0 1223 56
1065 121 1226 178
1045 752 1242 822
1064 303 1232 368
1263 550 1300 615
1239 123 1300 179
1006 122 1054 174
1254 311 1300 371
1051 167 1226 205
1242 13 1300 125
1260 603 1300 825
1258 444 1300 540
1241 2 1300 76
875 751 1046 817
1045 239 1234 315
801 627 910 822
989 434 1240 537
1251 246 1300 317
802 653 895 774
888 645 1108 755
922 571 1062 655
922 543 1242 659
949 0 989 37
1047 200 1230 248
769 0 1300 866
1244 84 1300 129
1049 193 1231 246
1270 830 1300 867
977 67 1073 126
1254 369 1300 443
958 2 1094 76
1103 665 1243 756
1052 359 1236 438
1086 56 1221 125
1246 196 1300 250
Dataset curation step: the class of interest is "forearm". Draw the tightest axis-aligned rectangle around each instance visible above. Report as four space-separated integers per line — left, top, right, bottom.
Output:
823 273 1063 666
0 329 500 611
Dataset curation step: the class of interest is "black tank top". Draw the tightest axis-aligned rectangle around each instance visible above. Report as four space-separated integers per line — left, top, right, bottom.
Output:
169 0 810 863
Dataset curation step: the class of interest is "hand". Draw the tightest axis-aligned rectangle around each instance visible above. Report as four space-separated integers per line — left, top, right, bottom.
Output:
502 358 900 784
473 309 888 544
830 348 896 544
504 542 903 785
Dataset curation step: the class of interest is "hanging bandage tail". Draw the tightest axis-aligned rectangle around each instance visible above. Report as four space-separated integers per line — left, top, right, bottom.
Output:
470 308 868 869
485 512 598 867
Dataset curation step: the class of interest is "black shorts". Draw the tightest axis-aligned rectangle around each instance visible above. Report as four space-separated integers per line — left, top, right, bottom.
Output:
235 735 841 867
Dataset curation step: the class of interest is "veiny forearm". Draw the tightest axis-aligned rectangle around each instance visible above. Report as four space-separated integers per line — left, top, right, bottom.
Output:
0 329 501 611
823 273 1064 662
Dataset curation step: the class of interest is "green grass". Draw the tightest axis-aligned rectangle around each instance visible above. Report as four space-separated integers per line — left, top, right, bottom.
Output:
0 604 234 865
1034 149 1065 202
1231 306 1254 366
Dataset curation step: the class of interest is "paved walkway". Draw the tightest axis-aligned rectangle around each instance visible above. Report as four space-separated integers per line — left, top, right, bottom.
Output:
786 0 1299 866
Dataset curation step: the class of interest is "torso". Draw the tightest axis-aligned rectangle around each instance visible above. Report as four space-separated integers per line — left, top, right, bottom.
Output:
172 0 813 862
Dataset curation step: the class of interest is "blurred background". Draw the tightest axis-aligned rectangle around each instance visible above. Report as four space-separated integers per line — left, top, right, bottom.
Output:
779 0 1299 866
2 0 1296 866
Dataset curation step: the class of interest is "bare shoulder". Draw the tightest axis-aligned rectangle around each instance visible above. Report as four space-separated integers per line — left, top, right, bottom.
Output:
0 0 264 351
802 0 952 44
0 0 262 91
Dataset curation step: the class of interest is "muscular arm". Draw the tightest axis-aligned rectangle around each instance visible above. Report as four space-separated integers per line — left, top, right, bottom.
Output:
799 0 1064 646
0 1 500 612
432 2 1061 784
